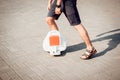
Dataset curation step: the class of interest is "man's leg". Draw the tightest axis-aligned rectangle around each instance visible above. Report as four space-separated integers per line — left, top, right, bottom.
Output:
74 23 97 59
46 0 61 31
46 17 59 30
74 23 93 50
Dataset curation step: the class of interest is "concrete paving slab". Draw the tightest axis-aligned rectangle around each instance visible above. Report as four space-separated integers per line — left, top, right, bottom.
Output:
0 0 120 80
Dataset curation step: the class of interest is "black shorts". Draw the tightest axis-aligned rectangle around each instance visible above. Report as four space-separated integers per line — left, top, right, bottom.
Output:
47 0 81 26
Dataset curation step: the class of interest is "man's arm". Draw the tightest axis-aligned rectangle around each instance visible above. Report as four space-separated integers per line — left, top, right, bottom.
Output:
48 0 53 4
55 0 62 14
56 0 62 6
47 0 53 11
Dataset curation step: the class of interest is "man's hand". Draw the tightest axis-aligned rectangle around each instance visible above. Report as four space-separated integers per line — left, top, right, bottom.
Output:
55 0 62 14
55 7 61 14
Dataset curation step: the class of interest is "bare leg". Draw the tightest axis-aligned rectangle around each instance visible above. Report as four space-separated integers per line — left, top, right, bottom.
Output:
74 23 93 50
74 23 97 59
46 17 59 30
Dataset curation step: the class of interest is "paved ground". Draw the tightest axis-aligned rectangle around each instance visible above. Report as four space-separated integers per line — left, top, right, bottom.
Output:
0 0 120 80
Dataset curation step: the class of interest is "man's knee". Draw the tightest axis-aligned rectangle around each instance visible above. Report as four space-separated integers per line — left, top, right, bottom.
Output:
46 17 55 25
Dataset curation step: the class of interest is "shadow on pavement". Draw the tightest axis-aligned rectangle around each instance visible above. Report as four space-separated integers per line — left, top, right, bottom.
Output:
62 29 120 58
93 29 120 58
